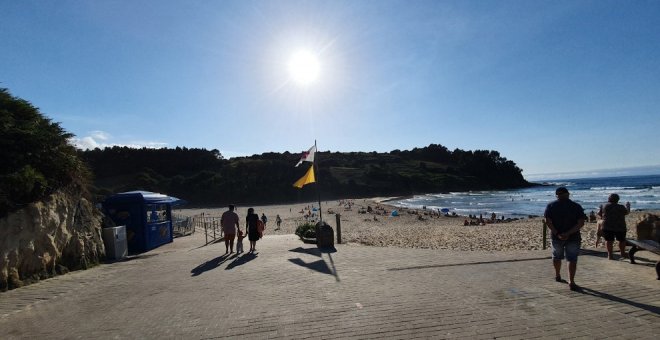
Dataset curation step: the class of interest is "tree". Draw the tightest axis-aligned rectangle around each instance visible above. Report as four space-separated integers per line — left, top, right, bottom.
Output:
0 88 89 217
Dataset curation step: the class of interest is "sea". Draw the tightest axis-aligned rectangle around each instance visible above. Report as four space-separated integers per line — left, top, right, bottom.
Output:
390 174 660 218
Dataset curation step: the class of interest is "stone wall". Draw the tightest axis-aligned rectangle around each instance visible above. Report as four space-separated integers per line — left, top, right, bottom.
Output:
0 188 105 291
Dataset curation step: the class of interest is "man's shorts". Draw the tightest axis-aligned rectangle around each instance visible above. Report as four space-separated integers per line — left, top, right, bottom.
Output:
603 230 626 242
551 238 581 262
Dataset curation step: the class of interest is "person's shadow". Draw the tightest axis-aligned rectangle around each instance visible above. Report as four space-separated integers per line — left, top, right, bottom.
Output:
579 287 660 315
191 253 232 276
225 252 257 270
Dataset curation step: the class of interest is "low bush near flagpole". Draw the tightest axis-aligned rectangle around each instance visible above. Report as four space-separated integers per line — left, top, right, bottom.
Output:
295 223 317 243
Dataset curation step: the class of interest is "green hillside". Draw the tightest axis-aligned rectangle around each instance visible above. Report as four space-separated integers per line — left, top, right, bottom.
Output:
80 144 534 206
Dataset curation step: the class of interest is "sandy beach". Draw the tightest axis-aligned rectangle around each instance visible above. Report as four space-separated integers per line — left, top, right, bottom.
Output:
175 199 659 251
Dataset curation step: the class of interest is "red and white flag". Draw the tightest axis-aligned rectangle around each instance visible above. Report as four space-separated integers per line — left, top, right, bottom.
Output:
295 145 316 167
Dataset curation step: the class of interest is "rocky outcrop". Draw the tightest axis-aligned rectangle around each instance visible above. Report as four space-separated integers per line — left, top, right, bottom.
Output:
0 188 105 291
636 214 659 241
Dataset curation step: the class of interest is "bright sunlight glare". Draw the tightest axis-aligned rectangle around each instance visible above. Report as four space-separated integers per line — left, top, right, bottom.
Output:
288 50 320 86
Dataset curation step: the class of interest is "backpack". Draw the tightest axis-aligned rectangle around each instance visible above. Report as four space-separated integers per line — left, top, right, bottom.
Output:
256 219 265 238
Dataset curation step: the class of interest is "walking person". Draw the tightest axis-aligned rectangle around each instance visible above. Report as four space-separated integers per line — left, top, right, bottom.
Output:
246 208 260 253
261 213 268 228
598 194 631 260
544 187 586 291
220 204 240 254
275 214 282 230
236 230 245 254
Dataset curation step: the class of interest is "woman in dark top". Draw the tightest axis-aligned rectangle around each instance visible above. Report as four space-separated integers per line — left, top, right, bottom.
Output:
245 208 260 252
598 193 631 260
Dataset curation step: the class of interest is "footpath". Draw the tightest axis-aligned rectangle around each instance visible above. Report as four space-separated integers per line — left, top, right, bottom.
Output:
1 232 659 339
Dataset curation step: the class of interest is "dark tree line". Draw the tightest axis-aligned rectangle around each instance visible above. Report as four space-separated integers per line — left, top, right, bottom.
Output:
0 88 533 215
79 143 533 207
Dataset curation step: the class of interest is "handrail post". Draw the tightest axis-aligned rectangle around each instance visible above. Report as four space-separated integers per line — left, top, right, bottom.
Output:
336 213 342 244
542 220 547 250
203 213 208 244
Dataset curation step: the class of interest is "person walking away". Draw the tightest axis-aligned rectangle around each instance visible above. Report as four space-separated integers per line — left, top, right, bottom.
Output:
598 194 631 260
545 187 586 291
236 230 245 254
275 214 282 230
246 208 260 253
261 213 268 228
221 204 240 254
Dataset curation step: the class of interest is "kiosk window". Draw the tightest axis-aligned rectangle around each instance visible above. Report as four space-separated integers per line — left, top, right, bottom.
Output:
146 204 168 223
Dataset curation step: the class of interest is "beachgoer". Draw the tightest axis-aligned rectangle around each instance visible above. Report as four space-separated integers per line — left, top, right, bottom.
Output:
545 187 586 291
261 213 268 227
275 214 282 230
236 230 245 254
246 208 260 252
598 194 631 260
589 211 597 223
220 204 240 254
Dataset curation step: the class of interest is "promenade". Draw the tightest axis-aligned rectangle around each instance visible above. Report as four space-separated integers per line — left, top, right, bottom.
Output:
1 232 658 339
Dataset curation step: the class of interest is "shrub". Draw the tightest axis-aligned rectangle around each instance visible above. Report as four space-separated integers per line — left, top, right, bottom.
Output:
295 222 316 239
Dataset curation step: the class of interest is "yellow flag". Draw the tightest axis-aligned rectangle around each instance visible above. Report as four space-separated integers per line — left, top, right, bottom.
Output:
293 165 316 188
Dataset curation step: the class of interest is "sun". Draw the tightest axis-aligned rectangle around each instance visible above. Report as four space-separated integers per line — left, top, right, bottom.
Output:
288 50 320 86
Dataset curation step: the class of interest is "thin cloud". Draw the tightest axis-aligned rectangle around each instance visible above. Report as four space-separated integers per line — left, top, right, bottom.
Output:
69 131 168 150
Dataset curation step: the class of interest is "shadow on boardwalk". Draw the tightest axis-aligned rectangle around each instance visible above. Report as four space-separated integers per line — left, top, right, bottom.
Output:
191 253 234 276
388 256 551 271
226 253 258 270
580 287 660 315
288 247 340 282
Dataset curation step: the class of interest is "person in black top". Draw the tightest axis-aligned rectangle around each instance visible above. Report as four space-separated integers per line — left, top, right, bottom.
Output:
598 193 631 260
544 187 586 291
245 208 260 253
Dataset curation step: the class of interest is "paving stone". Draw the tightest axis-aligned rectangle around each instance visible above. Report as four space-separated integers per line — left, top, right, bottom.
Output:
0 234 658 339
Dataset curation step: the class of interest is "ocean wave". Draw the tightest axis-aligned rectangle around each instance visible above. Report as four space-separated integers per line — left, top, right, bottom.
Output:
542 181 575 187
590 186 652 191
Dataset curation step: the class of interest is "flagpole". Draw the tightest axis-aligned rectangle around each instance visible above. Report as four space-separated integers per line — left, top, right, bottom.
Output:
314 140 323 222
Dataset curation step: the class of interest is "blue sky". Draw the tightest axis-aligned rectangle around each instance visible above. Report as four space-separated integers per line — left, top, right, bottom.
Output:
2 0 659 180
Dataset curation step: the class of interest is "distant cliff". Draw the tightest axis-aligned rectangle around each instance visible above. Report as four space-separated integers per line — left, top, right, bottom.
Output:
80 144 534 206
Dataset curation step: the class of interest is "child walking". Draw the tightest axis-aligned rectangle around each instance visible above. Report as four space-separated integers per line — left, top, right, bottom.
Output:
236 229 245 254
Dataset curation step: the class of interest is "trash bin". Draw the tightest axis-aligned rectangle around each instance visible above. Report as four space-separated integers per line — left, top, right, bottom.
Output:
315 221 334 249
103 225 127 260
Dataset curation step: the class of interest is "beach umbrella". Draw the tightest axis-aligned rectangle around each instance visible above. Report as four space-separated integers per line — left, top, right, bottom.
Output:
441 208 450 213
391 210 399 216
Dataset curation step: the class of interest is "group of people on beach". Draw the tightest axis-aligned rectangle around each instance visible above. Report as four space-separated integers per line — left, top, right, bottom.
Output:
218 205 283 254
219 205 264 254
545 187 630 291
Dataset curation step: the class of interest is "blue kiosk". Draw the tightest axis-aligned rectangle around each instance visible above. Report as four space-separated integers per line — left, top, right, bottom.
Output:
103 191 184 254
